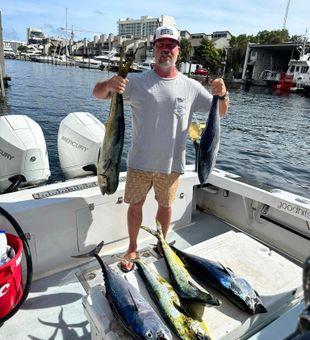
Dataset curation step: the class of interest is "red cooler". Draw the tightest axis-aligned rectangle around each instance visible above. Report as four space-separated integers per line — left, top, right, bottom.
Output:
0 233 23 318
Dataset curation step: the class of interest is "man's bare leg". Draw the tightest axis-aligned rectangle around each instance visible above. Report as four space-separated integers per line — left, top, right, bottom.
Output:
120 200 144 271
156 205 172 238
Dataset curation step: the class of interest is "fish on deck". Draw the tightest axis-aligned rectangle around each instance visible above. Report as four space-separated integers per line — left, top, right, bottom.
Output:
135 258 212 340
141 223 220 307
72 242 172 339
171 245 267 315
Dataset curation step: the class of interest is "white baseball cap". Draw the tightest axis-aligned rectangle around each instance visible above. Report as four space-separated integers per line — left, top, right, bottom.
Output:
153 25 180 44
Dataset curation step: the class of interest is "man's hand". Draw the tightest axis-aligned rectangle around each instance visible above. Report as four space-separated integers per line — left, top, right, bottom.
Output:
109 75 129 94
93 75 129 99
209 78 226 97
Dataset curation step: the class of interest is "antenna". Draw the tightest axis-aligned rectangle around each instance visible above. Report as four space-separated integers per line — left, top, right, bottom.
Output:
282 0 291 30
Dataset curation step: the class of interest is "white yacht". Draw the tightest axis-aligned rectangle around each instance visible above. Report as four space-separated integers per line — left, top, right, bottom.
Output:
0 113 309 339
3 44 16 59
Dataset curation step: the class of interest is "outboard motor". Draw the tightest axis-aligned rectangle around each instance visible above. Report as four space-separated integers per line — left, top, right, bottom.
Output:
0 115 50 194
57 112 105 179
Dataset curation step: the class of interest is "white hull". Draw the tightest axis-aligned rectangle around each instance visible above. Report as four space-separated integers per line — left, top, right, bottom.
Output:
0 165 309 339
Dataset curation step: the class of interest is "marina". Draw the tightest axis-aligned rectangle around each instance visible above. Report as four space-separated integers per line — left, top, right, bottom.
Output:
0 53 309 339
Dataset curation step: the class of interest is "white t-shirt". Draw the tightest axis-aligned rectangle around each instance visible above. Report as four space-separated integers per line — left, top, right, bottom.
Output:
123 70 213 174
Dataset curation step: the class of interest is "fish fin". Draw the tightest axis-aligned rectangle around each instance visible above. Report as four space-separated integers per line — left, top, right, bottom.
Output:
172 301 188 315
71 241 104 258
127 288 140 312
217 261 234 276
255 302 268 314
141 225 158 237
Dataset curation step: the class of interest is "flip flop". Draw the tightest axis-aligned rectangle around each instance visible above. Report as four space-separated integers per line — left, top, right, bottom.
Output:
118 258 135 273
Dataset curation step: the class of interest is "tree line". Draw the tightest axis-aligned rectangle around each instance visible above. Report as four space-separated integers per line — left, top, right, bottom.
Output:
178 29 307 77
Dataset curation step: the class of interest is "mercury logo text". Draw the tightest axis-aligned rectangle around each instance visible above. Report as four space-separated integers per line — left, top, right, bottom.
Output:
278 201 310 219
0 148 14 160
61 136 88 152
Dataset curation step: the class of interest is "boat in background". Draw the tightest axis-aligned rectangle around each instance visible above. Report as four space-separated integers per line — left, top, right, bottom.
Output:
3 44 16 59
274 38 310 93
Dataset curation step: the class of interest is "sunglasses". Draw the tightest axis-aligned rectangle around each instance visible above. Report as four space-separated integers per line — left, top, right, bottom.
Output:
155 42 179 49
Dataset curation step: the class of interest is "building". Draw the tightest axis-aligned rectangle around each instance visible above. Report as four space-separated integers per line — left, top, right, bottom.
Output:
180 30 232 60
3 40 25 53
242 42 310 80
117 15 176 39
27 27 45 45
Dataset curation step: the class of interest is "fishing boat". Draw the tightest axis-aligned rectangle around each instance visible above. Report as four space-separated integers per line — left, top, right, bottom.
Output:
0 113 309 339
274 38 310 92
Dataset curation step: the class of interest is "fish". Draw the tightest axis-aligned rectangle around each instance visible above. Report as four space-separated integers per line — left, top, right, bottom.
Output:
284 256 310 340
171 245 267 315
197 95 220 185
134 258 212 340
72 242 172 340
97 47 137 195
141 223 220 307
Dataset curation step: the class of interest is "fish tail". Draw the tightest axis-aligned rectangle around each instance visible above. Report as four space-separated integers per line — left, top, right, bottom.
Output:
71 241 108 277
140 225 160 239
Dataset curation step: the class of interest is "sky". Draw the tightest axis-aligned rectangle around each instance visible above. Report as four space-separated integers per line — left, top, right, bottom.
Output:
1 0 309 42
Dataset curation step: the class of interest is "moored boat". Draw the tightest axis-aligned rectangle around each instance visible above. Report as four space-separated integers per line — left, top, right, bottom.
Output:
274 38 310 93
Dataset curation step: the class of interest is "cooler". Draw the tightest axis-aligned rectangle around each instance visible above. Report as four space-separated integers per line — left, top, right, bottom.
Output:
0 233 23 319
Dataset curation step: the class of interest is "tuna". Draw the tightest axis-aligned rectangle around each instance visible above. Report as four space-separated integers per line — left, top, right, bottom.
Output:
72 242 172 339
171 246 267 315
197 96 220 185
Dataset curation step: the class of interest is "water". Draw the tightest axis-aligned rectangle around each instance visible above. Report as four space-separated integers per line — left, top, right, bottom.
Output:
1 60 309 199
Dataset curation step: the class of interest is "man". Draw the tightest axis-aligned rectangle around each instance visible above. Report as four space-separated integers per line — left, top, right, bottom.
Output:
93 25 229 272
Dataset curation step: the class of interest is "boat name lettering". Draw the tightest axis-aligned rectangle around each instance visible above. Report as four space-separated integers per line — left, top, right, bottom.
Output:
278 201 310 219
0 148 14 160
61 136 88 152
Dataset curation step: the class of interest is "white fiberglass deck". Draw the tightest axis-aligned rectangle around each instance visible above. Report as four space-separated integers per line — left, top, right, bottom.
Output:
1 211 304 340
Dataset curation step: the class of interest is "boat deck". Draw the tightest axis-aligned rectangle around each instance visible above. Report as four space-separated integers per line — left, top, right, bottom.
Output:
0 210 304 340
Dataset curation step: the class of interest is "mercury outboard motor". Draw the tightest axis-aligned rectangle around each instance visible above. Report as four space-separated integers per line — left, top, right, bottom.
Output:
57 112 105 179
0 115 50 194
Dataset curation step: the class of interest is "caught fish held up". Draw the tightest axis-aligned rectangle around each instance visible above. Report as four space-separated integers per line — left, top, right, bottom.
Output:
171 246 267 315
135 258 212 340
72 242 172 340
197 96 220 185
97 48 137 195
141 223 220 307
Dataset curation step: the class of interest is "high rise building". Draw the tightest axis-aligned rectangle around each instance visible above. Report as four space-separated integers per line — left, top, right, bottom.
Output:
27 27 45 45
117 15 176 39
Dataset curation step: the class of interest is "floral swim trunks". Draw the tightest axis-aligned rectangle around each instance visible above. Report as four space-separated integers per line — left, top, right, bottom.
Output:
124 168 180 207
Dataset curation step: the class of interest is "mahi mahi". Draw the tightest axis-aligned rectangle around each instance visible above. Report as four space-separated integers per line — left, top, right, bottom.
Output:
141 223 220 306
197 96 220 185
135 258 212 340
171 245 267 315
97 48 137 195
72 242 172 339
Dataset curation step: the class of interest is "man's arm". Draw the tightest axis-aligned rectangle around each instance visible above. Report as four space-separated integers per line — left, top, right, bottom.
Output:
93 75 129 100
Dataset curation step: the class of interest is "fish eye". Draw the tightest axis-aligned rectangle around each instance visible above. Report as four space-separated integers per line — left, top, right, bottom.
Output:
145 330 153 338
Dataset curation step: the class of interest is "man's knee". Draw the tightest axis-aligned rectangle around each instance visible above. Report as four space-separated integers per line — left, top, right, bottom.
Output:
129 200 145 212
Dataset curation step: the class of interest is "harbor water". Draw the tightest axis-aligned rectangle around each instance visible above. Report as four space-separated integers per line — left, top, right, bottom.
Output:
1 59 309 199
